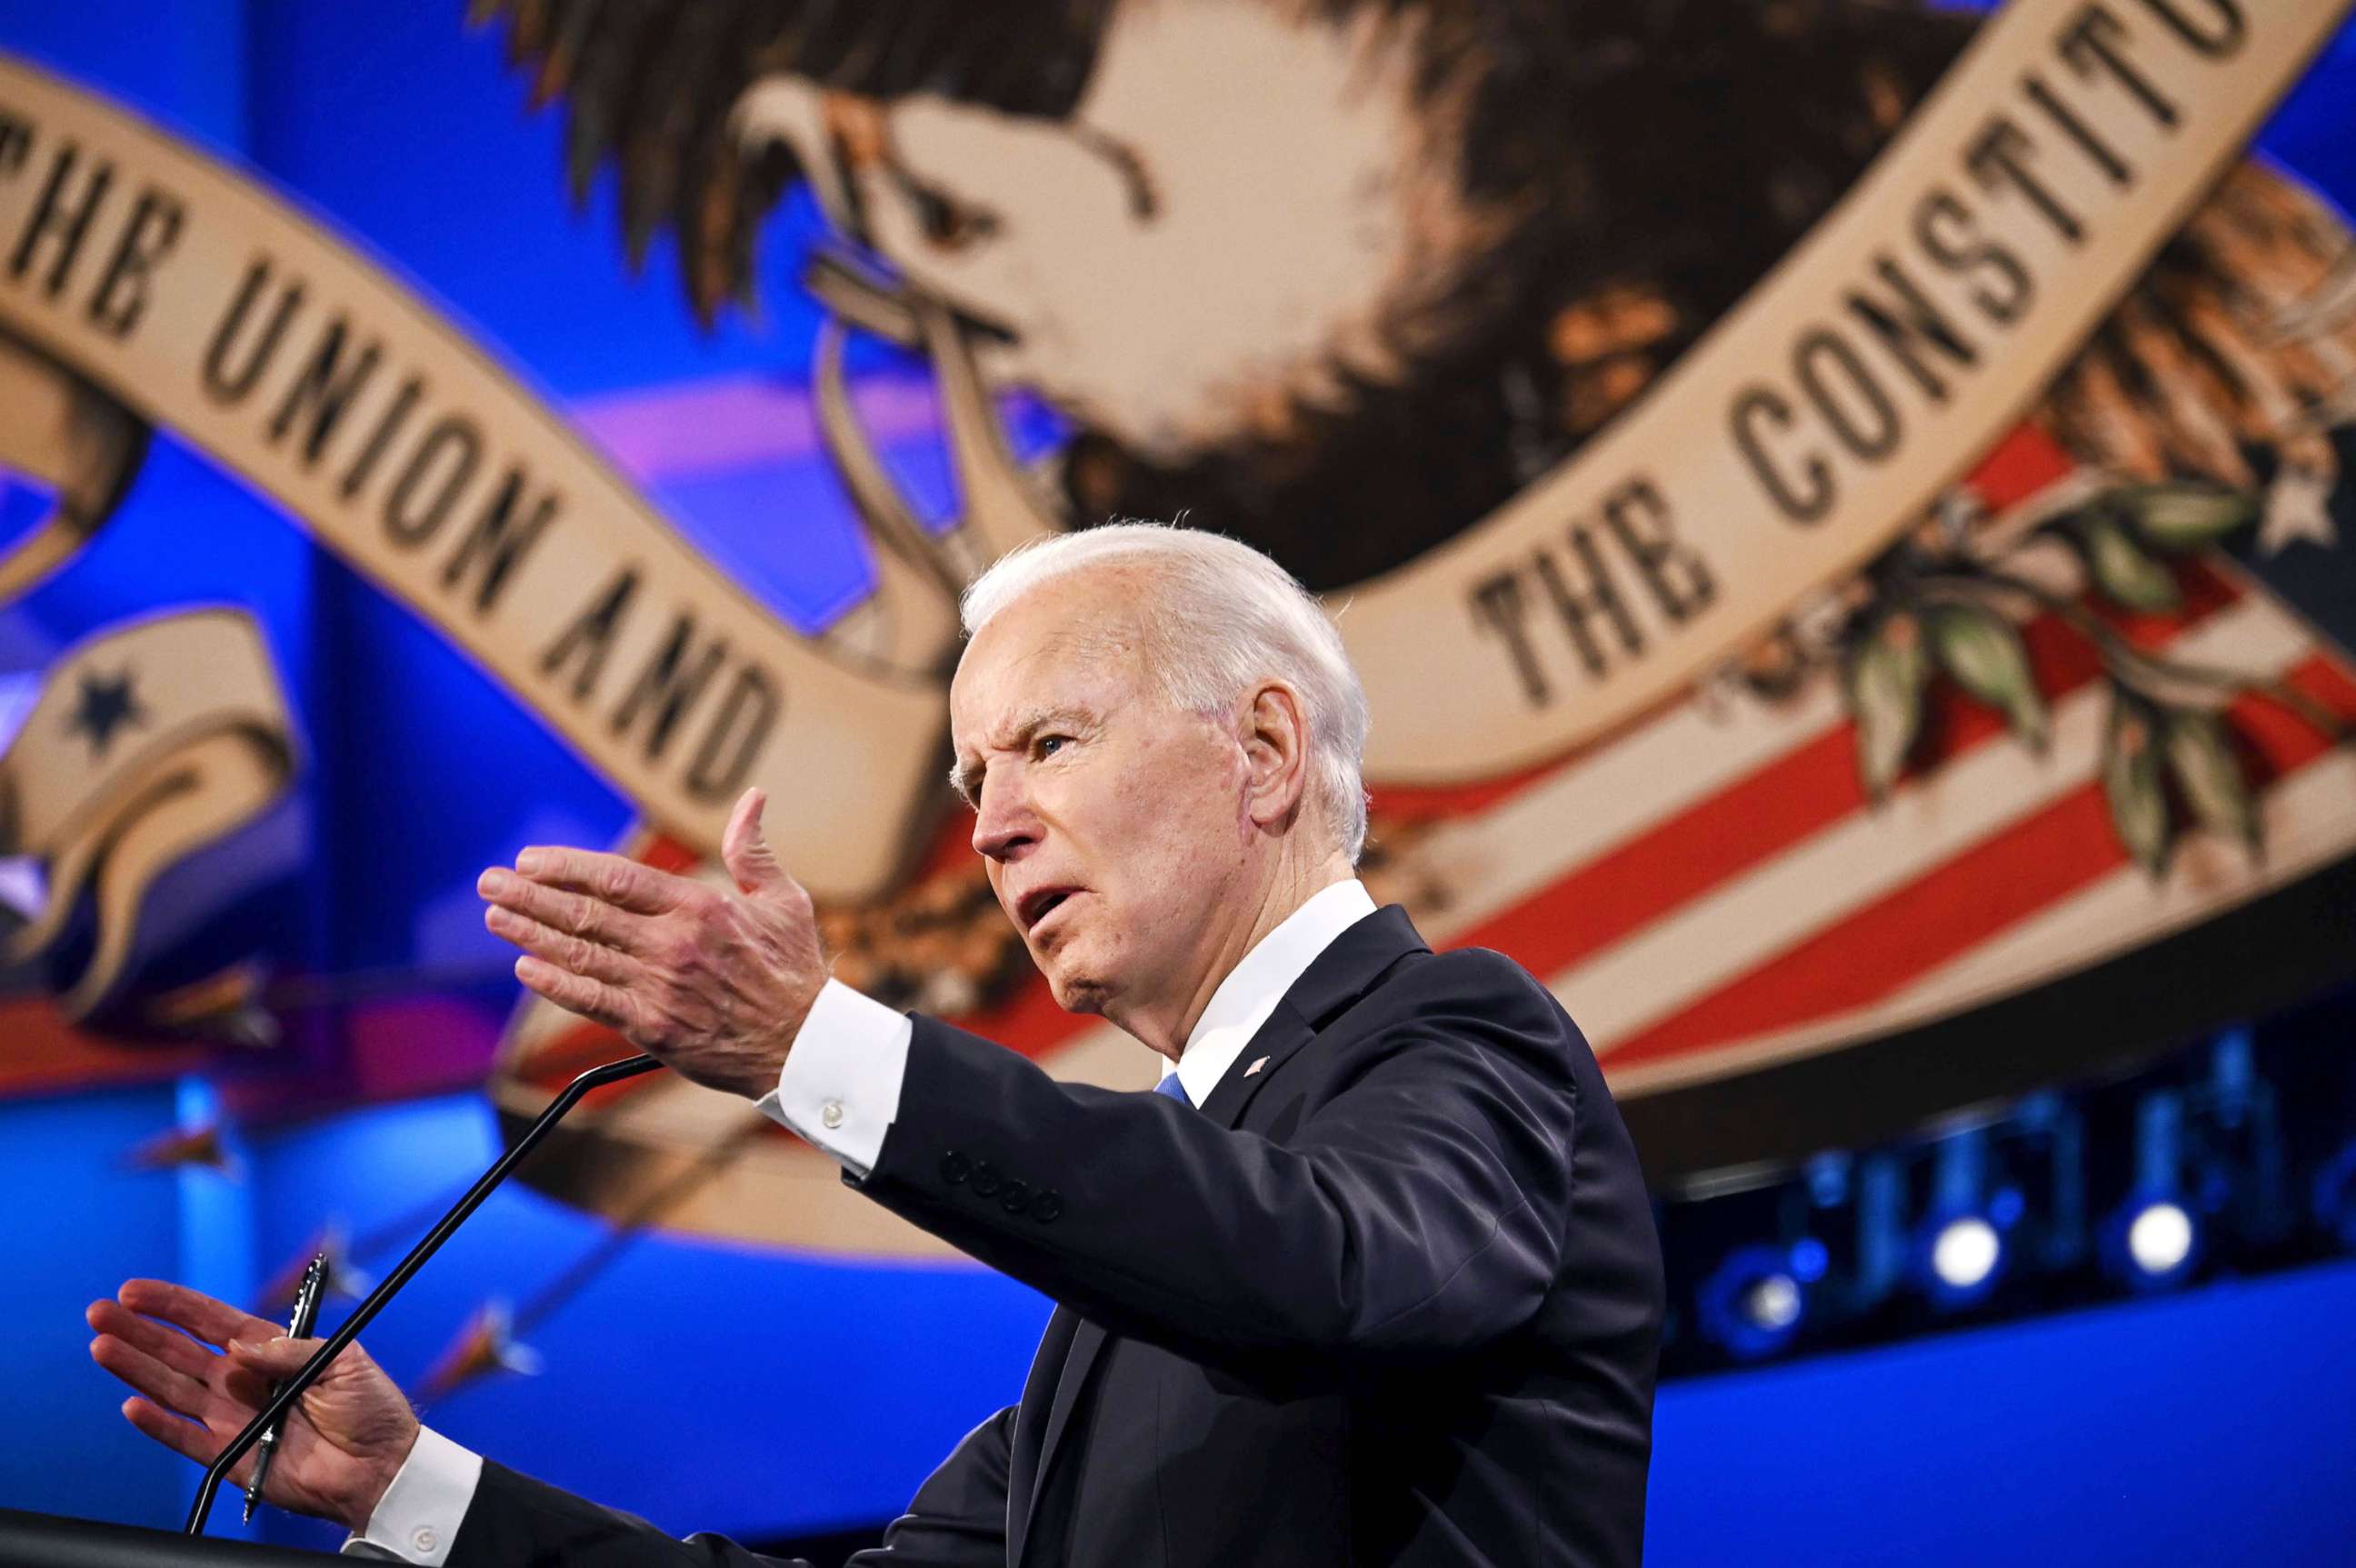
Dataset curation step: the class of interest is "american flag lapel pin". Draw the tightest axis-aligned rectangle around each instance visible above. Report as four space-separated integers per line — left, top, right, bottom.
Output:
1244 1056 1268 1077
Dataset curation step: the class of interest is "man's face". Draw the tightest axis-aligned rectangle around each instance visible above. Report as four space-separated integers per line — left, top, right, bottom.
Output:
949 573 1255 1022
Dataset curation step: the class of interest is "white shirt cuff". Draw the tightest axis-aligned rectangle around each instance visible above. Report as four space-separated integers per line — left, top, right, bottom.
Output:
340 1425 481 1563
756 978 912 1179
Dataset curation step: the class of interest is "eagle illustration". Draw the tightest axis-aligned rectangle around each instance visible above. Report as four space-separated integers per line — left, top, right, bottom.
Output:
474 0 2355 998
476 0 2351 557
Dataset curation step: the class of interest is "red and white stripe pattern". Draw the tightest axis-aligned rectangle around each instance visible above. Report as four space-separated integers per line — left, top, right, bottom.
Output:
982 429 2356 1094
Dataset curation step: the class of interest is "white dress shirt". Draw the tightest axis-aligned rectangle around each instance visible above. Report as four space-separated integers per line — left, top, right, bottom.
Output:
343 879 1378 1561
1157 877 1376 1107
339 1427 481 1563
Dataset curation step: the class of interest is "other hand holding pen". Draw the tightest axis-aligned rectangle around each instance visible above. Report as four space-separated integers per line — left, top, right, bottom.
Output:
87 1278 420 1533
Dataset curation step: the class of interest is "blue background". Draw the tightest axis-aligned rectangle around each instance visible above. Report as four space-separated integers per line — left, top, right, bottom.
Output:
12 1075 2356 1563
0 1 2351 1559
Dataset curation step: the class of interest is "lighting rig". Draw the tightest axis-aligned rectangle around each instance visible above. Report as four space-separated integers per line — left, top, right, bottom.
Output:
1658 984 2356 1376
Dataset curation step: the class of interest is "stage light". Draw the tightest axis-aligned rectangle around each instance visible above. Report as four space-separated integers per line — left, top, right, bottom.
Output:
1913 1129 2012 1309
1744 1273 1802 1333
2100 1090 2203 1292
1696 1243 1815 1361
1928 1214 2003 1296
2127 1201 2194 1274
2101 1192 2202 1291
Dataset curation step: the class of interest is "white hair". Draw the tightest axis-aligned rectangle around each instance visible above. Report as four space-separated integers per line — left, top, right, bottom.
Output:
961 523 1372 863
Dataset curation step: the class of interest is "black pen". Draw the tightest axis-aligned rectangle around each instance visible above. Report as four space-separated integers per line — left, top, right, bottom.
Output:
245 1253 329 1524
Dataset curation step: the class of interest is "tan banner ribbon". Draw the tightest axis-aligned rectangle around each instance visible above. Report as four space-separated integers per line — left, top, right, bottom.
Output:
1342 0 2353 779
0 55 945 901
0 607 294 1020
0 330 146 603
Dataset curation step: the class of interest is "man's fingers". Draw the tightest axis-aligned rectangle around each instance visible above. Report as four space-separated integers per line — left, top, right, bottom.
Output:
118 1278 275 1352
477 871 656 957
91 1333 215 1426
121 1396 250 1483
484 904 645 987
515 956 646 1040
504 846 683 914
88 1299 215 1384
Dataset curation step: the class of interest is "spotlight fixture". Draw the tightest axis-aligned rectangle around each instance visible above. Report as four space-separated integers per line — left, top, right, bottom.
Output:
2128 1202 2194 1273
2101 1089 2203 1292
1919 1210 2008 1307
1912 1130 2014 1310
1696 1243 1816 1362
2101 1191 2202 1292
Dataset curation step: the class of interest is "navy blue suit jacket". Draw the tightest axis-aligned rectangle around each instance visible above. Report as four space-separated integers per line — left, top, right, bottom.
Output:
450 906 1662 1566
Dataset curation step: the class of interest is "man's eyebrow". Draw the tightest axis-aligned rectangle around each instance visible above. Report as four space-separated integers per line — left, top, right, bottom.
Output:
1009 703 1094 739
948 754 983 807
946 704 1096 804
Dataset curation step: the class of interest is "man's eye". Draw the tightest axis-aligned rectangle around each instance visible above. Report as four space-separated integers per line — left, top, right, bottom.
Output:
1035 734 1069 759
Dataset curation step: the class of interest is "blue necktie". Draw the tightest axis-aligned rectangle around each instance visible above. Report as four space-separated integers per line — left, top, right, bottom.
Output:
1153 1073 1193 1108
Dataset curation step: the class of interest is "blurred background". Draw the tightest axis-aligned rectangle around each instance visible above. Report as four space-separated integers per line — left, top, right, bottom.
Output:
1 3 2351 1563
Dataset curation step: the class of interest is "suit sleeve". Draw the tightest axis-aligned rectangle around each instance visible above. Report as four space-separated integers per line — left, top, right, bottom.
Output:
854 950 1577 1375
445 1406 1014 1568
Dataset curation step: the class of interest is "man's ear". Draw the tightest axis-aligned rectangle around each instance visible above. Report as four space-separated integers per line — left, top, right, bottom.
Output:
1240 682 1311 831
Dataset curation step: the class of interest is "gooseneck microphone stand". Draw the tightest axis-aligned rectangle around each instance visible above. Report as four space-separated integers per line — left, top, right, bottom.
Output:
185 1053 665 1537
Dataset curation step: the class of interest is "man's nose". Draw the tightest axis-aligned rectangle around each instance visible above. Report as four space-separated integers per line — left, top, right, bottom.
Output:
971 774 1039 863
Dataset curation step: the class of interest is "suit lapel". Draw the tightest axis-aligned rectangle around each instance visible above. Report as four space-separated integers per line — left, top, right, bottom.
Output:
1199 1001 1313 1131
1201 904 1427 1129
1016 905 1429 1559
1006 1306 1079 1566
1036 1318 1109 1484
1014 1315 1108 1566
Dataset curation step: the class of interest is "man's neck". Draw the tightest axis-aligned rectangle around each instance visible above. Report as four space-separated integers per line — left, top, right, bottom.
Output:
1118 849 1355 1062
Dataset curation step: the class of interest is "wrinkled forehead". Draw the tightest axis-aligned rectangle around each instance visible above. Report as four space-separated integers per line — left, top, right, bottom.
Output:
949 580 1157 752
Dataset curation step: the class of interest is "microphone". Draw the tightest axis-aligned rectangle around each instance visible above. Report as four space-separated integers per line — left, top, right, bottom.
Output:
184 1052 665 1536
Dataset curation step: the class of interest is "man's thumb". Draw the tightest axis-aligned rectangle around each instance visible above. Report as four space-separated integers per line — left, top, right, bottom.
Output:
722 787 786 895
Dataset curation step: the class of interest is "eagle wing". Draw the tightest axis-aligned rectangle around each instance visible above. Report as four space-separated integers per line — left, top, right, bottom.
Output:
2047 161 2356 497
468 0 1113 325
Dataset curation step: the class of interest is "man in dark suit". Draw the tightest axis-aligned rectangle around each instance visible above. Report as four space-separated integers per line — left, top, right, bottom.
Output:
90 524 1662 1565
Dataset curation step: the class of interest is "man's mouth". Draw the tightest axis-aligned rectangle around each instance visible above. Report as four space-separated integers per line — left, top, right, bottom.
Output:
1018 887 1080 934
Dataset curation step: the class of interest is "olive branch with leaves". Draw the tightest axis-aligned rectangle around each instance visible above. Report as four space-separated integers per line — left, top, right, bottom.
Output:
1829 482 2348 877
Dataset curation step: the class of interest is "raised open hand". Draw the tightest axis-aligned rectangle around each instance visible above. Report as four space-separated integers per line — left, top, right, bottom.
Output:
86 1278 418 1532
477 786 828 1098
